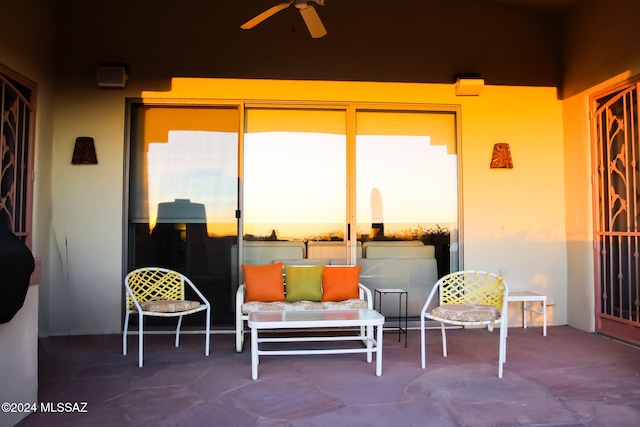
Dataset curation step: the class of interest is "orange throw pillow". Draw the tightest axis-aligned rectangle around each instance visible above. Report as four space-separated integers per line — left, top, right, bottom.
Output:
322 265 362 302
242 262 285 302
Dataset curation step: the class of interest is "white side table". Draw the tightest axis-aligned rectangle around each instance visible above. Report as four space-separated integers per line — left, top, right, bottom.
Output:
507 290 547 336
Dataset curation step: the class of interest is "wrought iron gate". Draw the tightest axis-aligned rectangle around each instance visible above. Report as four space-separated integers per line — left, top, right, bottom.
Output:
0 66 35 247
592 79 640 344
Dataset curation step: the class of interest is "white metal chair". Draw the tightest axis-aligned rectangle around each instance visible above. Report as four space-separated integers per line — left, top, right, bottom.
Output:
123 267 211 367
420 270 509 378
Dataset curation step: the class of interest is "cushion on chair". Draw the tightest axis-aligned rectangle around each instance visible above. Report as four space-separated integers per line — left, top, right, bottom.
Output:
321 299 369 310
285 264 324 302
139 299 200 312
322 265 361 301
430 304 500 322
242 262 285 302
241 298 368 315
242 300 323 314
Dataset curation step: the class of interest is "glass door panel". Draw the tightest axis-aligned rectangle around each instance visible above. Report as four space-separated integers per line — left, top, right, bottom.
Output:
128 104 239 325
356 110 459 307
242 108 347 266
355 111 458 317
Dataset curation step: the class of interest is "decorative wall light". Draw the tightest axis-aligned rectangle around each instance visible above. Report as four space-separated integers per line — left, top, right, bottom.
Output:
72 137 98 164
490 143 513 169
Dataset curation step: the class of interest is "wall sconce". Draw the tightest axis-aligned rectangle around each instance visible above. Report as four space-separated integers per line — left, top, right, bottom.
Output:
490 143 513 168
72 137 98 164
455 78 484 96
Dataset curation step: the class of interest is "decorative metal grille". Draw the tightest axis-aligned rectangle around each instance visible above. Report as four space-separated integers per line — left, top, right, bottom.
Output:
593 81 640 331
0 70 34 245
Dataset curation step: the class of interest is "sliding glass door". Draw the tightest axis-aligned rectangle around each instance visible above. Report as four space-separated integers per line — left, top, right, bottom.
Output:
128 104 239 325
239 107 459 273
127 101 460 326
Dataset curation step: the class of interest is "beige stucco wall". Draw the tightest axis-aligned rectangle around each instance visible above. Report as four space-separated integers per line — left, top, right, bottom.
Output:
48 89 126 334
460 85 567 324
41 77 566 335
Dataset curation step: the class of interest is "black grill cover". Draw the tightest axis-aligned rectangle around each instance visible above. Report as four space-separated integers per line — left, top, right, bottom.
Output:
0 222 35 324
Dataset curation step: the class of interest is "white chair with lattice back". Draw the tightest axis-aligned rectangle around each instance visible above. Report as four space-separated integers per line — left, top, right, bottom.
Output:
123 267 211 367
420 270 509 378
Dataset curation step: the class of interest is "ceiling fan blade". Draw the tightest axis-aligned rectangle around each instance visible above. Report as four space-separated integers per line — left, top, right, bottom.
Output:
241 2 292 30
299 6 327 38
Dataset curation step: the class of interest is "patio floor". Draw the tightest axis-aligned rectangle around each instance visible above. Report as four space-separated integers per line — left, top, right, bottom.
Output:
16 325 640 427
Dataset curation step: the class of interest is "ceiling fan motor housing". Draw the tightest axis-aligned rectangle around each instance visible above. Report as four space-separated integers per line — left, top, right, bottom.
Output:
295 0 325 9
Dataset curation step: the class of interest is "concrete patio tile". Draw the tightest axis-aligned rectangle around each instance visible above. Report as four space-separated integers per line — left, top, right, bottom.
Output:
163 393 260 427
106 384 204 425
193 363 255 400
14 328 640 427
292 397 458 427
15 403 127 427
407 363 579 426
129 360 210 389
38 375 131 408
299 358 422 406
561 400 640 427
526 364 640 404
227 374 343 420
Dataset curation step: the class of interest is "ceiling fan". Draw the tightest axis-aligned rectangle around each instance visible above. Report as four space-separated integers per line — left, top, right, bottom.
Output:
241 0 328 39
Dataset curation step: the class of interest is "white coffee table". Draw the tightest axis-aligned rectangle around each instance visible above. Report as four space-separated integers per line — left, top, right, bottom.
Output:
507 290 547 336
248 309 385 380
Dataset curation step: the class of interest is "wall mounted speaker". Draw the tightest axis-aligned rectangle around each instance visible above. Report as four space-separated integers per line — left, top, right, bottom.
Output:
96 65 128 88
455 78 484 96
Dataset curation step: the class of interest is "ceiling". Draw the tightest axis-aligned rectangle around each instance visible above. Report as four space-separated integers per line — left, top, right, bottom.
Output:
489 0 581 10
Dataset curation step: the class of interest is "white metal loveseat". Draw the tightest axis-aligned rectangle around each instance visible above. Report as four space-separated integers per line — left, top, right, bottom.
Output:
235 262 373 352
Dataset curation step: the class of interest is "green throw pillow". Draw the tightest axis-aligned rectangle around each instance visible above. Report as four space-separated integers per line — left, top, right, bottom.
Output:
285 265 324 302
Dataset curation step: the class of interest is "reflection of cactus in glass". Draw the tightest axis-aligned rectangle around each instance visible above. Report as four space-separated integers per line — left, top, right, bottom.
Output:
370 188 384 238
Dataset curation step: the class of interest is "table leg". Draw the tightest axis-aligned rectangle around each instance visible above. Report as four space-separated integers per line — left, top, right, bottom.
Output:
403 292 408 348
376 323 383 376
397 293 402 343
366 324 373 363
543 300 547 336
251 327 258 380
522 301 528 329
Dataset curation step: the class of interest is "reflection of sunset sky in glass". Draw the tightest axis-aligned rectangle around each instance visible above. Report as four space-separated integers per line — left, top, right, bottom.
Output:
146 130 457 240
244 132 457 240
147 131 238 236
357 135 457 226
244 132 346 239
